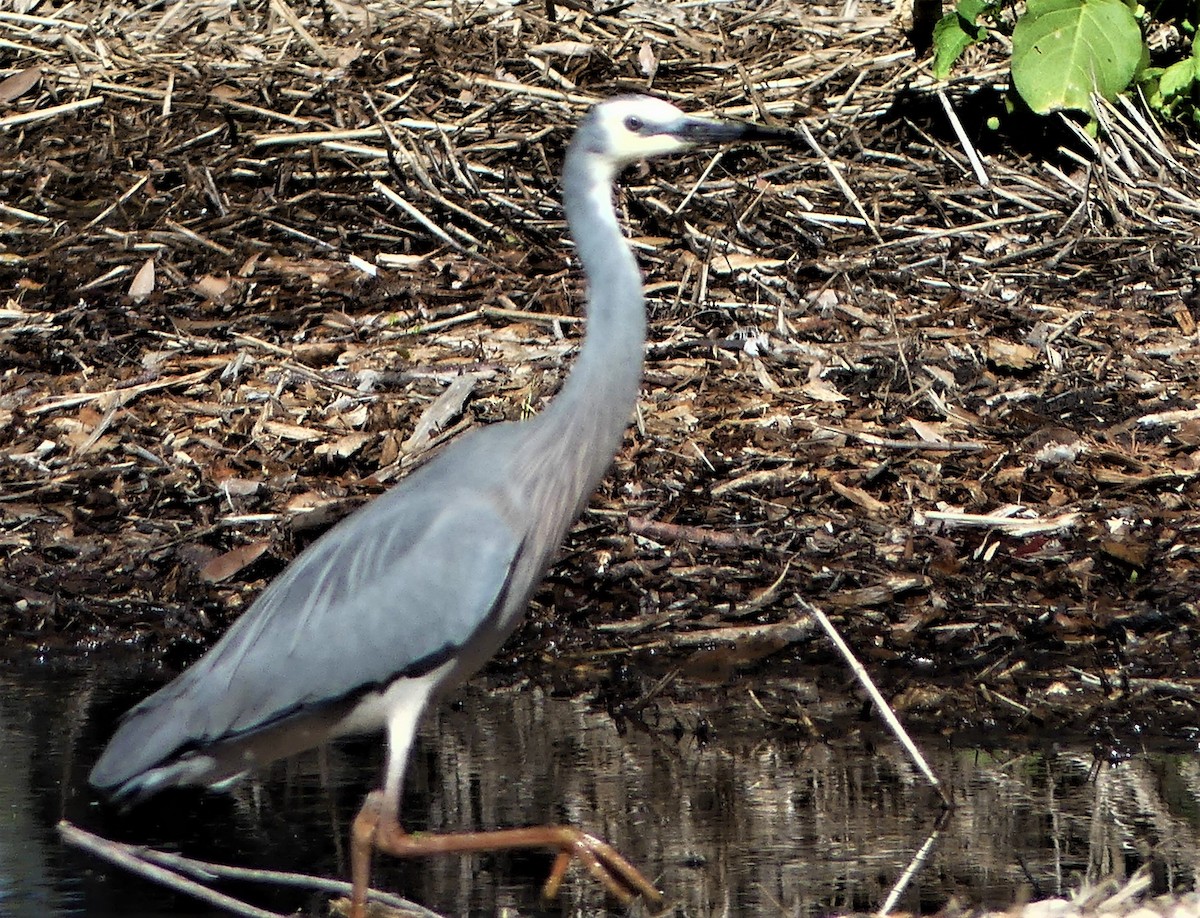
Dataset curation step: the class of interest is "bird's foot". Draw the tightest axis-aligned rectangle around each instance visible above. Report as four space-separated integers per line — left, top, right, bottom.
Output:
538 824 664 907
348 790 663 913
349 791 386 918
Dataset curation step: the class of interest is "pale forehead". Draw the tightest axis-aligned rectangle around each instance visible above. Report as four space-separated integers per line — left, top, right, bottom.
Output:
593 96 686 128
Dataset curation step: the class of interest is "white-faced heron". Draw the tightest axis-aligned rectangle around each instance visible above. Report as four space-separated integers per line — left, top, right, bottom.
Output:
90 95 789 916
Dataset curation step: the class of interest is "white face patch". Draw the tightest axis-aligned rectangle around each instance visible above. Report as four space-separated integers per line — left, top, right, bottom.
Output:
590 96 692 165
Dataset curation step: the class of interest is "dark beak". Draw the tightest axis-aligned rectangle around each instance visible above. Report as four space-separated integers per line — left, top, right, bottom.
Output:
673 114 799 145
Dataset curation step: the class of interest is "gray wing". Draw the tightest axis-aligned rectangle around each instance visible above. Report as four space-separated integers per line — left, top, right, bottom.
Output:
90 484 522 791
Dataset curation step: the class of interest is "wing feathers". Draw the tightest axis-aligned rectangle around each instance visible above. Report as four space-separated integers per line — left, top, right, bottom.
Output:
90 490 522 793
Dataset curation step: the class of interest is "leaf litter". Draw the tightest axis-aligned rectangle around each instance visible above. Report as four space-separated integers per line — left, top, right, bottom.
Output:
1 0 1199 756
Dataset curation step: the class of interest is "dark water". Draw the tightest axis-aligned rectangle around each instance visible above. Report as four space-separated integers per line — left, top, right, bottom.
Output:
2 654 1198 917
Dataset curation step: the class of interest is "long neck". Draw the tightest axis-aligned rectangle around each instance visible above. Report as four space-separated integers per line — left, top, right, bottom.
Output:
531 143 647 496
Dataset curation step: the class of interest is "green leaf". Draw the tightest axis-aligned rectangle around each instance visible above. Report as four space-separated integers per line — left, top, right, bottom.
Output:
1142 53 1199 120
932 16 981 78
957 0 992 22
1159 56 1198 99
1011 0 1144 114
931 0 993 79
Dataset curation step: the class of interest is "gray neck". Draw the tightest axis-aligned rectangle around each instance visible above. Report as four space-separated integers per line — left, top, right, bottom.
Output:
531 143 647 494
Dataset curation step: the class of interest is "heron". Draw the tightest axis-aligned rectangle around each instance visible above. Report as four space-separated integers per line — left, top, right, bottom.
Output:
89 95 788 916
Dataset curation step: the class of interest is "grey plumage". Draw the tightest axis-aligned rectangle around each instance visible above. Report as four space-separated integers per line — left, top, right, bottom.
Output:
90 94 787 912
92 426 535 796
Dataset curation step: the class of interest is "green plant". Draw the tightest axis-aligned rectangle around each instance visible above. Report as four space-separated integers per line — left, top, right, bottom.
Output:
932 0 996 79
932 0 1195 123
1142 39 1200 124
1012 0 1143 113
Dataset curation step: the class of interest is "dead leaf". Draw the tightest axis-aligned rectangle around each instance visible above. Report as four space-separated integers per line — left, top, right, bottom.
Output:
292 342 345 366
262 420 322 441
333 404 370 429
128 258 155 302
1099 538 1149 568
211 85 244 102
403 375 478 452
376 253 427 270
829 478 888 514
287 493 357 531
708 252 788 275
638 41 658 79
286 490 342 513
529 41 594 57
216 477 261 498
316 431 373 459
193 274 234 301
1166 301 1195 335
800 379 847 403
907 418 948 443
200 540 270 583
0 67 41 105
985 339 1039 370
825 575 929 608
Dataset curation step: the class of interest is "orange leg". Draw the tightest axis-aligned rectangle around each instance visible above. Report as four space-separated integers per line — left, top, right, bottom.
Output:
348 790 663 917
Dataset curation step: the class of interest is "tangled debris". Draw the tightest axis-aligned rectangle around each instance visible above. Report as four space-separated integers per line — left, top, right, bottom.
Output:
2 0 1200 747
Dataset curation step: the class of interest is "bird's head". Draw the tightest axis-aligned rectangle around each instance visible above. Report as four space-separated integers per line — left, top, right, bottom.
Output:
575 95 789 169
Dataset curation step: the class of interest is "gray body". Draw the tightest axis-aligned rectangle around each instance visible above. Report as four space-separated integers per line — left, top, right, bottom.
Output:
90 95 779 815
90 104 645 802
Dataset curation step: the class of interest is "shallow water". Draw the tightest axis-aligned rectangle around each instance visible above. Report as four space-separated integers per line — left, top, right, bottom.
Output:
2 654 1198 917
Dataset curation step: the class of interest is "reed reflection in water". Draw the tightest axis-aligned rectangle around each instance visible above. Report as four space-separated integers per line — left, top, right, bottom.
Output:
2 658 1197 916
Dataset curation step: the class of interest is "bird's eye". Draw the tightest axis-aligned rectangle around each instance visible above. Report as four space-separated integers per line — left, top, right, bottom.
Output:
624 115 644 133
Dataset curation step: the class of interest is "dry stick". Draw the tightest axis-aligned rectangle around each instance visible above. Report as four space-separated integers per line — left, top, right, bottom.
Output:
797 121 883 243
268 0 332 63
0 200 52 224
816 423 985 452
462 75 597 106
675 148 726 215
372 178 485 251
0 9 89 28
162 218 235 257
1117 94 1171 157
599 617 819 655
936 89 990 189
85 174 150 229
628 515 758 549
481 305 580 325
375 305 580 341
252 112 488 146
796 597 950 807
916 508 1081 536
31 367 218 415
0 96 102 130
58 821 443 918
136 846 441 917
256 127 387 147
876 818 946 916
77 264 131 291
58 821 292 918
